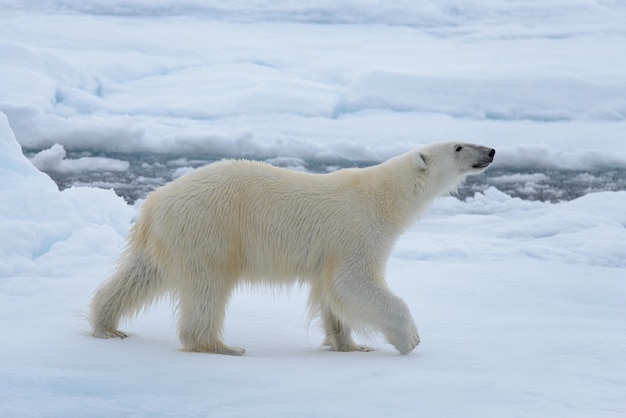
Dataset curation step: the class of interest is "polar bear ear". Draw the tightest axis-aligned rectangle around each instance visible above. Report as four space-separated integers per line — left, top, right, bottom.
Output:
415 152 427 170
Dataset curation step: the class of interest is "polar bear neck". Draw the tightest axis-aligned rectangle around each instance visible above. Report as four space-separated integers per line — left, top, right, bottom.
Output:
349 150 466 235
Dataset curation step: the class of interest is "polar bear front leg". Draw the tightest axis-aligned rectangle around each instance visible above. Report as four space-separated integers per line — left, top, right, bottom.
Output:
384 307 420 355
332 277 420 355
322 306 374 352
376 293 420 355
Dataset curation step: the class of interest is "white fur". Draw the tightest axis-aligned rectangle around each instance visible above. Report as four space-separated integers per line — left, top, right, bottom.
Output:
90 141 494 355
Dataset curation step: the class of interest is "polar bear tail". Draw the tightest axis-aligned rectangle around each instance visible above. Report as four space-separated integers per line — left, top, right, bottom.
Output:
89 247 165 339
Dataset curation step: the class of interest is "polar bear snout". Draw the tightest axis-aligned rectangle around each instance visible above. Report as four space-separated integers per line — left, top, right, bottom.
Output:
472 147 496 169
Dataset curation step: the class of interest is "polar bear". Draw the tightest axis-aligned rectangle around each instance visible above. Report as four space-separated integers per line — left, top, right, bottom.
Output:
90 142 495 355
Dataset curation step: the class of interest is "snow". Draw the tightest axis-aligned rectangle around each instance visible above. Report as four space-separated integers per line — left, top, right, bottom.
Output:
30 144 130 173
3 1 626 166
1 1 626 417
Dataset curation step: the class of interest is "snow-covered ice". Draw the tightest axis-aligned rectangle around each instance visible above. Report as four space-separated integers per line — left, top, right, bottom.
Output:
1 1 626 417
3 1 626 166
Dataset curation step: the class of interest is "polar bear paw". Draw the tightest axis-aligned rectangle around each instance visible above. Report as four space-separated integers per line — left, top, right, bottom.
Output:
390 323 420 355
93 329 128 339
350 344 375 352
219 345 246 356
184 342 246 356
323 340 375 352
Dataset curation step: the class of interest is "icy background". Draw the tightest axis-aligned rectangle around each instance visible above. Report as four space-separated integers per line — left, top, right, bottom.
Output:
1 1 626 417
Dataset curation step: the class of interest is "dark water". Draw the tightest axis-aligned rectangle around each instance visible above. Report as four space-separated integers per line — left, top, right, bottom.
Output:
25 149 626 204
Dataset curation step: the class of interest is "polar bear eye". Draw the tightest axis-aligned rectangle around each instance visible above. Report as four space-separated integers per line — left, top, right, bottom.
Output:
455 145 463 152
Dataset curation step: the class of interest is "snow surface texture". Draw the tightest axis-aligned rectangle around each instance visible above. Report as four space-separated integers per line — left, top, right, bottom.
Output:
1 1 626 417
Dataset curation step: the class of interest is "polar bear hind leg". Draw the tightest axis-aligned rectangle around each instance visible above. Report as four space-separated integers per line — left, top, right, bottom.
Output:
322 306 374 352
90 250 165 339
175 273 245 356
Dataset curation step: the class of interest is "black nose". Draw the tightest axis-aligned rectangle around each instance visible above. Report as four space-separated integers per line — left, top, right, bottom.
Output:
488 148 496 158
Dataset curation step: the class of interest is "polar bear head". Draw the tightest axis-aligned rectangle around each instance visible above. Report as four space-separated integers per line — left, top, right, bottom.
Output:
414 141 495 195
